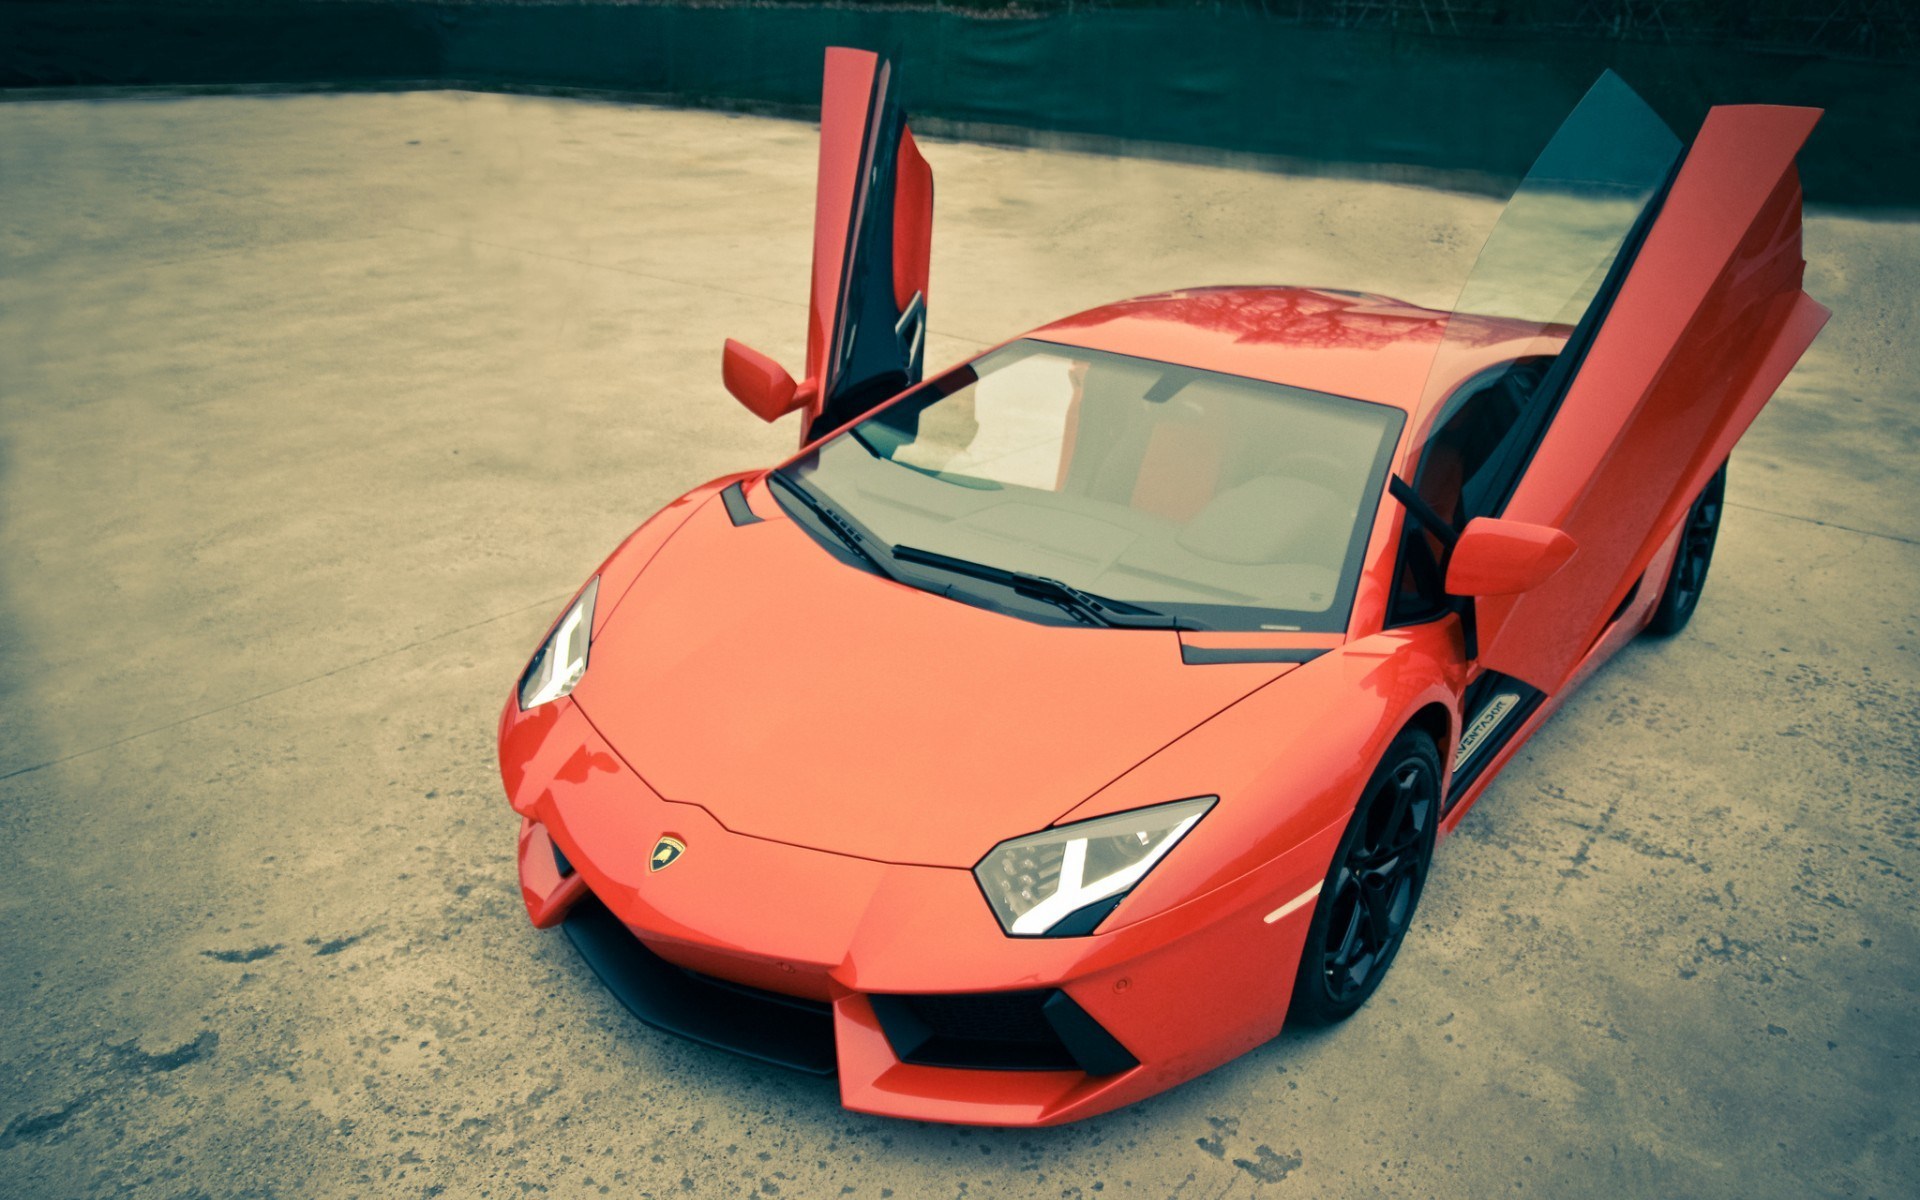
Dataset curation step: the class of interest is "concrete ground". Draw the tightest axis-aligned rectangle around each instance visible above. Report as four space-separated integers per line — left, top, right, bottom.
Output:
0 90 1915 1199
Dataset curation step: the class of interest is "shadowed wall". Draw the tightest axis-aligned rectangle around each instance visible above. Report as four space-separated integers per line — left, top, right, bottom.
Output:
3 1 1916 206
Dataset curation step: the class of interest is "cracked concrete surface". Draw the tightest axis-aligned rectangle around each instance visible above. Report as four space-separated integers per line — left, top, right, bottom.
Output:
1 90 1915 1198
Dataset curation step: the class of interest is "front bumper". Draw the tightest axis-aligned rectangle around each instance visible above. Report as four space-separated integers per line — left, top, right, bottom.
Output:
502 696 1338 1126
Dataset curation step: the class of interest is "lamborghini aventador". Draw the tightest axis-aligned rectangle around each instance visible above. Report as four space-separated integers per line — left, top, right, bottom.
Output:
497 48 1827 1124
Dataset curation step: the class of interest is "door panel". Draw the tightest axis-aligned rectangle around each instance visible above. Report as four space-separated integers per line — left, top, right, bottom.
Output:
804 47 935 443
1475 105 1829 691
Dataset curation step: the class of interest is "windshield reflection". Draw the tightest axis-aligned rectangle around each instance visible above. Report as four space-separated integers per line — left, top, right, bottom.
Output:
783 340 1405 633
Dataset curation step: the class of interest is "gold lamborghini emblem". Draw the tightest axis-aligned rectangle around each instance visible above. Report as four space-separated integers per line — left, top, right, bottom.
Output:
649 836 686 872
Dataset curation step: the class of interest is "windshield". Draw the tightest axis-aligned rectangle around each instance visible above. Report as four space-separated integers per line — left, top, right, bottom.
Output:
779 340 1404 632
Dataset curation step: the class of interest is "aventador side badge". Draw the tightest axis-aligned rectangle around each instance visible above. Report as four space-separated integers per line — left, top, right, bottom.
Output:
650 836 686 872
1455 693 1521 769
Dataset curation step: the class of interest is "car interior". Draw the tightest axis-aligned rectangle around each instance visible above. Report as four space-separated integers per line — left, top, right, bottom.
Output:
1391 356 1554 622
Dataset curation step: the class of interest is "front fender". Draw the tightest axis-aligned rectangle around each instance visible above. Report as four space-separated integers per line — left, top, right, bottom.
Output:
497 471 753 781
1057 624 1464 935
590 472 754 636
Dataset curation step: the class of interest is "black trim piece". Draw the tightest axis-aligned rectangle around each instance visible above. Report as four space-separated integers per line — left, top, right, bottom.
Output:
868 994 939 1062
551 842 573 877
768 471 892 576
689 970 834 1017
561 893 836 1076
1041 991 1139 1077
894 542 1184 630
1387 474 1459 549
720 480 762 526
1043 894 1126 937
1180 645 1328 666
1387 524 1450 629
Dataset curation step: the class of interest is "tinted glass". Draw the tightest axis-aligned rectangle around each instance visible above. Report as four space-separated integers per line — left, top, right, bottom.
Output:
786 340 1404 632
1454 72 1680 331
1402 71 1682 541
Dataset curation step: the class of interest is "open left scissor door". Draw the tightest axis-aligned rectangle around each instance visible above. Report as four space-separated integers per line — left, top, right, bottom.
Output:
801 46 934 443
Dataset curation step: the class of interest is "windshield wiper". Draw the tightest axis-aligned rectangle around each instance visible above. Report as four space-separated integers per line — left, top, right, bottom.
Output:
892 544 1185 630
769 472 900 581
769 478 1188 629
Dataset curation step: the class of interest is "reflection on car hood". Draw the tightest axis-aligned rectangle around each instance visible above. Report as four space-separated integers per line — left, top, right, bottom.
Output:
568 489 1296 868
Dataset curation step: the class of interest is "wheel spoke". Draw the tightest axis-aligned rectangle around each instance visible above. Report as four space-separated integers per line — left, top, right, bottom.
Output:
1359 769 1416 864
1341 948 1375 993
1359 853 1400 888
1386 767 1430 855
1384 770 1416 843
1328 897 1366 974
1361 877 1395 947
1676 486 1721 600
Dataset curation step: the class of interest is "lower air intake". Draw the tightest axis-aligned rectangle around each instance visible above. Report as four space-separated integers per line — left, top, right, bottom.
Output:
869 988 1137 1076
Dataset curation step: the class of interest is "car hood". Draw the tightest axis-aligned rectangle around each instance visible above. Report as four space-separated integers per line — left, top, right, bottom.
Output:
568 486 1294 868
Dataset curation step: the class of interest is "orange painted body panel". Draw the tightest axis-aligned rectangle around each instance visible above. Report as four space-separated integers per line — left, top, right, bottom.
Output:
892 127 933 311
568 496 1288 868
1440 516 1685 837
1444 518 1579 597
720 338 801 421
503 695 1347 1125
803 48 872 396
498 476 1475 1123
498 68 1828 1124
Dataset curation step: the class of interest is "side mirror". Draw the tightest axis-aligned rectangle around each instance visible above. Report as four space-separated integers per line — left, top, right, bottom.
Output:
722 339 811 422
1445 518 1577 597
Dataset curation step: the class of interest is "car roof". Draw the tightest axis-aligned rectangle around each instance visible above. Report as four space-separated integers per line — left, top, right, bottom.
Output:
1026 285 1569 411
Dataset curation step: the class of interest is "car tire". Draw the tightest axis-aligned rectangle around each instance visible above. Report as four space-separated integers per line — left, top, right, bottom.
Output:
1645 461 1728 637
1287 728 1442 1026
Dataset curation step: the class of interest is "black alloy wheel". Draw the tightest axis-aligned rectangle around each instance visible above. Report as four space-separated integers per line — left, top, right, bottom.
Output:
1646 461 1728 636
1289 729 1441 1025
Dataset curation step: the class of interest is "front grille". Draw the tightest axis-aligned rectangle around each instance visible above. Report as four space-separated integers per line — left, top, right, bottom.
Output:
912 991 1059 1048
870 989 1138 1075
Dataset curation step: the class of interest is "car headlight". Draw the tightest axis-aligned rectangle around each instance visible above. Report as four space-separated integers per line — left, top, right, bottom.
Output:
973 797 1215 937
518 577 599 710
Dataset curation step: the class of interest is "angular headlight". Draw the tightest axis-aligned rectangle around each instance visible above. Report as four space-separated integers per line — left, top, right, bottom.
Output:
517 577 599 710
973 797 1215 937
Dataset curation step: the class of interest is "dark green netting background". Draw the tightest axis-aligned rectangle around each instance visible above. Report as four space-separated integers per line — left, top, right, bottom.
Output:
3 2 1913 205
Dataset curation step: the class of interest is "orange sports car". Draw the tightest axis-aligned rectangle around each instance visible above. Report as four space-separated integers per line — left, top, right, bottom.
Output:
498 49 1827 1125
